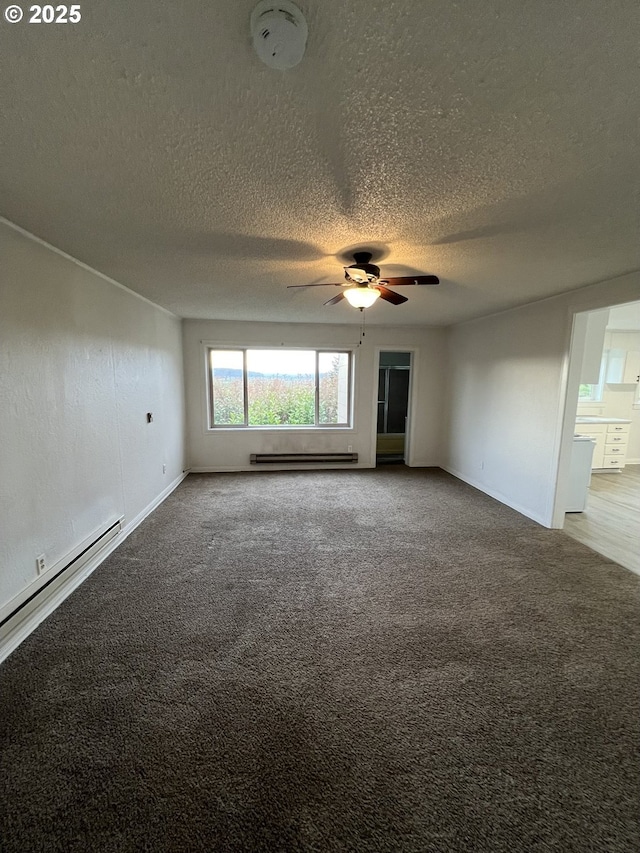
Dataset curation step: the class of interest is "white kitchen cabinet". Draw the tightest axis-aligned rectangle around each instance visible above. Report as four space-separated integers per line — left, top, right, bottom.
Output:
623 350 640 383
602 423 629 469
606 422 630 435
601 454 628 469
574 421 630 470
605 348 640 384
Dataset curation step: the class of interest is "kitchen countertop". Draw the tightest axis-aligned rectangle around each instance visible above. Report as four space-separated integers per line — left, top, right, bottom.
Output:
575 416 631 424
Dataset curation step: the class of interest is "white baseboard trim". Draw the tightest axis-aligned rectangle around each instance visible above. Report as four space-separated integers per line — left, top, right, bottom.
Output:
189 464 373 473
0 472 188 665
124 472 189 531
189 462 436 473
441 465 549 527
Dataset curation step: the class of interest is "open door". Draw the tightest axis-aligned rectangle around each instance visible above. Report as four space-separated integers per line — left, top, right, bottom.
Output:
376 352 411 465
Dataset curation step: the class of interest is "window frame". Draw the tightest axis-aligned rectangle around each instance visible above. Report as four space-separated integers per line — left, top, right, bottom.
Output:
578 382 603 403
206 346 354 430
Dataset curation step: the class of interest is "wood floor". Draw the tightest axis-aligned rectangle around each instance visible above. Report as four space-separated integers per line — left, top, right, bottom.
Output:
564 464 640 575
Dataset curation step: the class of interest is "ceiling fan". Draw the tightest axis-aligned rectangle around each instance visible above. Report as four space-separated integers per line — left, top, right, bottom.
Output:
287 251 440 309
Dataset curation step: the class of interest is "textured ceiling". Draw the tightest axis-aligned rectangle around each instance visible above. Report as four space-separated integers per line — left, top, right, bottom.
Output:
1 0 639 325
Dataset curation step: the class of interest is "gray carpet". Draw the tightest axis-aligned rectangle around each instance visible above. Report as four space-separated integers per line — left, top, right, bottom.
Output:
1 467 639 852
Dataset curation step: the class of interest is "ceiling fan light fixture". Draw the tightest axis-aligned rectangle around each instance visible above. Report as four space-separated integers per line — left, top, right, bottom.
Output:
286 250 440 307
344 286 380 309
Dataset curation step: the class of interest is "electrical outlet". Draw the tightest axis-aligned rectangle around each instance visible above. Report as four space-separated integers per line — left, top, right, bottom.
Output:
348 445 353 452
36 554 46 575
162 464 166 474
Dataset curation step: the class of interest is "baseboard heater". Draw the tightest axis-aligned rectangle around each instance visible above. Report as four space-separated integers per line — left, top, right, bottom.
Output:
0 518 123 641
250 452 358 464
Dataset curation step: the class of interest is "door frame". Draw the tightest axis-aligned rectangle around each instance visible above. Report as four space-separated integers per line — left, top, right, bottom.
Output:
371 348 417 467
550 309 591 527
551 297 639 528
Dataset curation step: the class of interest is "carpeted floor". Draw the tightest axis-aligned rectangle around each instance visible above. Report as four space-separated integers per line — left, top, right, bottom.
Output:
1 467 639 852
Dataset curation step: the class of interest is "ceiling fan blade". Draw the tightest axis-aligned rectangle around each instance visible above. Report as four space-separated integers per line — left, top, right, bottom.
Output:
324 292 345 306
287 282 344 289
379 275 440 286
374 285 408 305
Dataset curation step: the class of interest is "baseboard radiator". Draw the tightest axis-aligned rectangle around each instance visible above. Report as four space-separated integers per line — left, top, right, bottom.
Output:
0 518 123 656
250 452 358 464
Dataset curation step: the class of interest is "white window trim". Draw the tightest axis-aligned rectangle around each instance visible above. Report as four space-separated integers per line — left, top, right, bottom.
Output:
204 345 355 431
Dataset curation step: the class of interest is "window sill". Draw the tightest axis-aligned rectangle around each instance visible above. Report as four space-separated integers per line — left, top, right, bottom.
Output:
207 426 354 433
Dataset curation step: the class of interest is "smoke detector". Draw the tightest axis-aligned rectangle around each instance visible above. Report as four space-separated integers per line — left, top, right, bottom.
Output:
251 1 308 70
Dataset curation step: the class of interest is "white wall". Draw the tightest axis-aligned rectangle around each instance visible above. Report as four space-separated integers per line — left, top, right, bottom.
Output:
444 274 640 527
183 320 446 471
0 220 186 615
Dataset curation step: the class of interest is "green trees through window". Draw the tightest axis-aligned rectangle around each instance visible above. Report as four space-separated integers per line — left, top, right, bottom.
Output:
208 348 351 428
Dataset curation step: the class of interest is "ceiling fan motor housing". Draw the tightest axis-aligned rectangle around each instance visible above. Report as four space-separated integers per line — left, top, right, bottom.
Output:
251 1 308 70
345 252 381 284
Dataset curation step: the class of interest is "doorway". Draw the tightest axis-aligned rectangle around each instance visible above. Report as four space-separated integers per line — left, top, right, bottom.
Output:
555 300 640 574
376 352 411 465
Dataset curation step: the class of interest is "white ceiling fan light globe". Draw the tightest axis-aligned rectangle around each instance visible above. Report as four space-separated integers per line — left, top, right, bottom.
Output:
250 1 308 70
344 287 380 309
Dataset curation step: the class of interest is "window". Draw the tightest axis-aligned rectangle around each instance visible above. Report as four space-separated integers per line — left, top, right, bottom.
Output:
578 383 601 402
207 348 352 428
